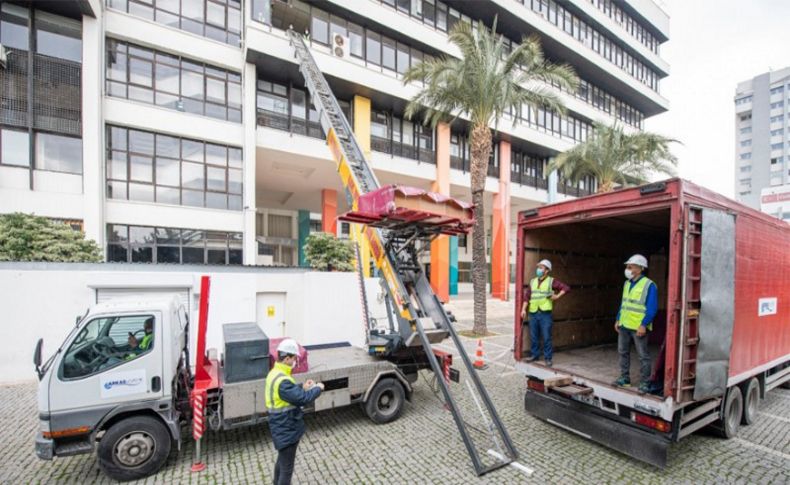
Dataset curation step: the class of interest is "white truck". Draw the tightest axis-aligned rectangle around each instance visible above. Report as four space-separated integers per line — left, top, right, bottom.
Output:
33 283 433 481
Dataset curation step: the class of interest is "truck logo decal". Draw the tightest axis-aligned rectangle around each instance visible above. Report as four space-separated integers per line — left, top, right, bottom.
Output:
758 297 778 317
103 378 143 390
100 369 147 399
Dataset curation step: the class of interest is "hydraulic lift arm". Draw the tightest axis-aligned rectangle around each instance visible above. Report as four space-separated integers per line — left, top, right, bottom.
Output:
287 30 518 475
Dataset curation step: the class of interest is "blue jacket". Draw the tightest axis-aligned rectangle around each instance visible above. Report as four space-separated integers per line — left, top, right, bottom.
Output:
268 379 322 450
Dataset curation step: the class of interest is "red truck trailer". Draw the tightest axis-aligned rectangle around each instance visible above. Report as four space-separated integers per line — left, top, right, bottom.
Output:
514 178 790 467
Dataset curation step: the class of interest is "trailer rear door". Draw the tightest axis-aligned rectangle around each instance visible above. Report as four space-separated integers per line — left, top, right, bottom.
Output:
679 207 736 401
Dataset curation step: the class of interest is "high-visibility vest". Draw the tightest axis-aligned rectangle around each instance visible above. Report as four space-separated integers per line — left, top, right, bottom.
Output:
139 333 152 351
620 276 655 331
264 361 297 414
528 276 554 313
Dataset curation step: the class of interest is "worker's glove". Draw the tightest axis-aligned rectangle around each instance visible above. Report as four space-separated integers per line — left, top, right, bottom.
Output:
316 383 325 391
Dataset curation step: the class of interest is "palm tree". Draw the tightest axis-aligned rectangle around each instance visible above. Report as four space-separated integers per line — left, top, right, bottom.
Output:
549 122 678 193
403 19 577 335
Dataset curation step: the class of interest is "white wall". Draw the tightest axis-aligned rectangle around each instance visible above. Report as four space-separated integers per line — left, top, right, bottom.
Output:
0 264 384 384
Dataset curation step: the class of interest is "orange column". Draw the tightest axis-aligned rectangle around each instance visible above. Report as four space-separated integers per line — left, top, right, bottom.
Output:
430 123 451 302
321 188 337 234
491 141 511 301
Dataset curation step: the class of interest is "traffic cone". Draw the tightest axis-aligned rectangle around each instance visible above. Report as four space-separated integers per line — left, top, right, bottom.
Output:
473 339 488 370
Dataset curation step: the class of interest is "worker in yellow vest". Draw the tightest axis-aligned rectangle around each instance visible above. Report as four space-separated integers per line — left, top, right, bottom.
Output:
265 339 324 485
614 254 658 393
521 259 570 367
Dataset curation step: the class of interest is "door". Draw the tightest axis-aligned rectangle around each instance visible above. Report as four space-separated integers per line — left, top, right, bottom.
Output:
256 292 287 338
692 208 736 400
48 311 165 424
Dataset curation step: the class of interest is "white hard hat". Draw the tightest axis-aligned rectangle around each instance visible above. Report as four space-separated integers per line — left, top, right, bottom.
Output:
277 338 299 356
537 259 552 271
624 254 648 268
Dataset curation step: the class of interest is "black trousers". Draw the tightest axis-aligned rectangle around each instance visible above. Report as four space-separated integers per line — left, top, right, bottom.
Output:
273 441 299 485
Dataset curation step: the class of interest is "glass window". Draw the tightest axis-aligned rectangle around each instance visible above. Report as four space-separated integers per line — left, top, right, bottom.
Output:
0 3 29 51
382 37 396 71
312 9 330 45
61 314 155 379
1 129 30 167
366 31 381 65
35 12 82 63
36 133 82 174
396 42 410 74
348 22 364 58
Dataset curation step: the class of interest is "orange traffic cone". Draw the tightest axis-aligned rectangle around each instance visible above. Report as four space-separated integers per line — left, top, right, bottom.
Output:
473 339 488 370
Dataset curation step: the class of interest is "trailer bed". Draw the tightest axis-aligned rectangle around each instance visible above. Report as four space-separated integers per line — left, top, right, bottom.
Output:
544 343 662 386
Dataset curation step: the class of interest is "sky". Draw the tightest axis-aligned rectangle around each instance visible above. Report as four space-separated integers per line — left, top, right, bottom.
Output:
645 0 790 197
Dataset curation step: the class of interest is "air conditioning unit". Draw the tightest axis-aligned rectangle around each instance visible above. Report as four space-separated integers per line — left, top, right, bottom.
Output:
0 45 7 70
332 33 349 59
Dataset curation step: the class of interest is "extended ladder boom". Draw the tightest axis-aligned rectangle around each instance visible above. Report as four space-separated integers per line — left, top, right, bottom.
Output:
287 31 518 476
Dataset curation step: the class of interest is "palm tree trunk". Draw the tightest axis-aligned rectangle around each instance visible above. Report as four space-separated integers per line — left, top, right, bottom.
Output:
469 123 491 336
597 179 615 193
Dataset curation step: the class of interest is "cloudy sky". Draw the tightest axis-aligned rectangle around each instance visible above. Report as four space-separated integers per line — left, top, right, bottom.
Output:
645 0 790 197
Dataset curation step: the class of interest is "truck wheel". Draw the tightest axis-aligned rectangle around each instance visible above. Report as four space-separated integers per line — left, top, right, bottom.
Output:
98 416 172 482
714 386 743 439
740 378 760 425
365 378 405 424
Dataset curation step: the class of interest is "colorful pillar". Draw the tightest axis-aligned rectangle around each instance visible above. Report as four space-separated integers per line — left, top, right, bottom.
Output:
351 95 372 276
430 122 451 302
321 189 337 234
491 141 511 301
449 236 459 295
298 210 310 266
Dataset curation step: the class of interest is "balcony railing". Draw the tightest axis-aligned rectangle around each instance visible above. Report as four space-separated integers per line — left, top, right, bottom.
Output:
371 135 435 164
511 171 549 190
256 109 323 140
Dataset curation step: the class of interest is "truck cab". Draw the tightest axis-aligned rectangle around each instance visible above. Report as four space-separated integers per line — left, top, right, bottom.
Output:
35 297 189 480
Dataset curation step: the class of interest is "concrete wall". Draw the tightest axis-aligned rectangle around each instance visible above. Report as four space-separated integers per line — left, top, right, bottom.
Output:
0 264 386 384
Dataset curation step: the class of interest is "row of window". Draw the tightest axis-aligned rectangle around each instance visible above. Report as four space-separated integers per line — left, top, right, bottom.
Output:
740 153 751 160
586 0 661 53
771 128 784 137
770 86 785 95
370 109 435 164
770 101 784 110
106 0 242 46
106 39 242 122
735 95 752 105
506 103 593 144
771 115 784 123
0 128 82 174
740 127 752 135
771 142 784 151
520 0 661 92
107 224 242 264
0 4 82 63
256 80 328 140
254 0 645 129
106 126 243 211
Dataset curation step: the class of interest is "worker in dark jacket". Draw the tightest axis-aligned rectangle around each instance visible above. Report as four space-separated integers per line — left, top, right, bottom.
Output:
265 339 323 485
521 259 570 367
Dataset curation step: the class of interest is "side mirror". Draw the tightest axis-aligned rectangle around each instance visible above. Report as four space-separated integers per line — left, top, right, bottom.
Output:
34 338 43 378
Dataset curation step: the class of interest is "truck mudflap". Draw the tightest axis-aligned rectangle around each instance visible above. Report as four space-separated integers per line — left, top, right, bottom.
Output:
525 389 670 468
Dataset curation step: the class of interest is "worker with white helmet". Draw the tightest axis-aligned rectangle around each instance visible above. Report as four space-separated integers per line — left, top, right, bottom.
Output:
265 338 324 485
614 254 658 394
521 259 570 367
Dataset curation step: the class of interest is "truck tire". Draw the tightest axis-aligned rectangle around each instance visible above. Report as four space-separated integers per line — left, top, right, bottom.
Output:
97 415 172 482
713 386 743 439
365 378 405 424
740 378 760 425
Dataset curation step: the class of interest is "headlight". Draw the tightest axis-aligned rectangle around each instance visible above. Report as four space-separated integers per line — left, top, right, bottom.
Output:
39 419 50 434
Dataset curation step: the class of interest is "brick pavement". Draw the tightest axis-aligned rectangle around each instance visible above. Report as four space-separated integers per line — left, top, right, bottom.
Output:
1 297 788 484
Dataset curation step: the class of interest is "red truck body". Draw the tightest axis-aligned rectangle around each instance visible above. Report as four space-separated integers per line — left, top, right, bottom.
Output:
514 179 790 466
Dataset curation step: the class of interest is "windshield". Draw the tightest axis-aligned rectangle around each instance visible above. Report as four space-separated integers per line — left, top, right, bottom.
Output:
60 314 155 380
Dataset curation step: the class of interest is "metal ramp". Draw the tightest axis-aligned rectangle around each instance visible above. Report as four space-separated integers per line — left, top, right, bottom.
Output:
286 30 518 475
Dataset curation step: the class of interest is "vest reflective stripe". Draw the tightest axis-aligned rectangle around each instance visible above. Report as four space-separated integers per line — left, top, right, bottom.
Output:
620 277 654 331
265 363 297 412
529 277 554 313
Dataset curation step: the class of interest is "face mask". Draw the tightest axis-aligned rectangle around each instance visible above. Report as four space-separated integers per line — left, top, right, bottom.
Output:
624 269 633 280
536 268 545 277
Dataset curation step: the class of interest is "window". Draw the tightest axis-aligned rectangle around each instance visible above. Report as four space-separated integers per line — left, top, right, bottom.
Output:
382 36 396 71
740 140 751 147
771 143 784 151
771 115 784 123
109 0 242 46
0 129 30 167
740 127 752 135
61 314 155 379
771 101 784 109
735 95 752 105
311 9 329 45
36 133 82 174
106 40 242 122
740 113 752 121
366 31 381 65
35 11 82 62
348 22 364 58
0 3 30 50
107 126 242 210
771 128 783 137
740 166 751 173
107 224 242 264
740 153 751 160
770 86 784 95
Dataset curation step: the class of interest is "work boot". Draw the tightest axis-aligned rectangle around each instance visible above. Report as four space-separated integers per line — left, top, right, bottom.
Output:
638 382 650 394
527 356 540 363
613 376 631 387
545 360 553 368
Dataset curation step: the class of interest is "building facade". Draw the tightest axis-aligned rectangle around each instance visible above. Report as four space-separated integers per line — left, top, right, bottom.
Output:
0 0 669 300
735 67 790 210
